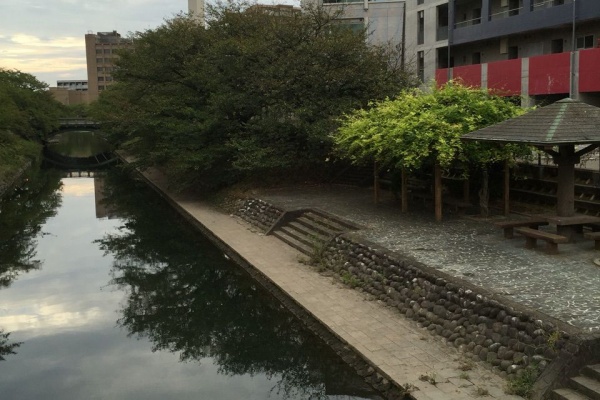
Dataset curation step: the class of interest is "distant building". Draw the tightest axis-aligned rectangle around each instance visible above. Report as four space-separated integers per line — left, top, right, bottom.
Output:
49 87 89 105
57 80 88 91
189 0 205 22
302 0 406 48
85 31 133 102
49 80 89 105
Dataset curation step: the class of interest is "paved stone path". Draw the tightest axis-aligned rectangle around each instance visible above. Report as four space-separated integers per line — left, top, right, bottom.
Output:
255 185 600 332
135 166 523 400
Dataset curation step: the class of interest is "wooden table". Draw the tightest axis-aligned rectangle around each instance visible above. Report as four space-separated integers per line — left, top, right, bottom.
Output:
535 214 600 241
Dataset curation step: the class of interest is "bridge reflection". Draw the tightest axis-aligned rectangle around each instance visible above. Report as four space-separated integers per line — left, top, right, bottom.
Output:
57 118 100 129
43 148 118 170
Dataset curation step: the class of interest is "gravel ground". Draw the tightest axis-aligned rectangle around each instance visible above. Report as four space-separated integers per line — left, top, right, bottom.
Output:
254 184 600 332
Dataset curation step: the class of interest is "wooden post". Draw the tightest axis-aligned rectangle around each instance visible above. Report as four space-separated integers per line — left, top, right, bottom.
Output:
434 163 442 222
504 160 510 216
374 161 380 204
556 145 576 217
401 168 408 213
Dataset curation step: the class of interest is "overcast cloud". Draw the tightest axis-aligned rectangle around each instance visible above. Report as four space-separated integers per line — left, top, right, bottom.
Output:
0 0 196 86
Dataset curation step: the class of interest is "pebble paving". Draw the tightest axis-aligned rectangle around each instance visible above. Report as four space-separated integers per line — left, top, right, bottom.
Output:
255 184 600 332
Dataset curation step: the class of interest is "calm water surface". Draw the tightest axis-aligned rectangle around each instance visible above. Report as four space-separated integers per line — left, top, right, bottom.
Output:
47 130 112 157
0 169 382 400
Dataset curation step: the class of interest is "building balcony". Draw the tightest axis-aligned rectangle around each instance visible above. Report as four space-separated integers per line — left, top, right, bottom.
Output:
451 0 600 46
435 47 600 96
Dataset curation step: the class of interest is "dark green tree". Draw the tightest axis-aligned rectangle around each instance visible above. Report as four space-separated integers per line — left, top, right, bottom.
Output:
0 68 64 142
92 2 412 191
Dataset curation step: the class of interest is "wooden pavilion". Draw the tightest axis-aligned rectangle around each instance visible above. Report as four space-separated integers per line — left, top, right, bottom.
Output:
461 98 600 218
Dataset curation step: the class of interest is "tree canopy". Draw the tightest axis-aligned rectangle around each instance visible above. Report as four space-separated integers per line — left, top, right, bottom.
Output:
333 83 531 172
0 68 64 142
92 2 413 191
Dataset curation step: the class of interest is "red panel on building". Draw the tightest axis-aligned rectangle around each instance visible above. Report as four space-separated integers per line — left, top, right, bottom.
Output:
528 53 570 95
452 65 482 88
436 68 449 87
487 59 522 96
579 48 600 93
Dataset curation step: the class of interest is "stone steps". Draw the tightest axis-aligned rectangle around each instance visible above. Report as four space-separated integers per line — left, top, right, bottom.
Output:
272 210 355 256
552 364 600 400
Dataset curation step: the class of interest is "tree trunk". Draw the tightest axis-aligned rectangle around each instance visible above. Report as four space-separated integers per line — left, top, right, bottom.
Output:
479 168 489 217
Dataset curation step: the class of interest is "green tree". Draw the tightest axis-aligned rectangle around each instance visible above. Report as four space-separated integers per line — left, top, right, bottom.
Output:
92 2 412 191
333 83 532 213
0 68 64 142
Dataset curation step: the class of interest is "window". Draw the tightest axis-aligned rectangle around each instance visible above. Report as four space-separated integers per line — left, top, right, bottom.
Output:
437 47 450 69
472 52 481 64
551 38 563 53
436 4 449 41
508 46 519 59
509 0 521 16
96 58 103 64
472 8 481 25
98 77 104 82
98 85 105 91
97 67 103 72
417 51 424 82
577 35 594 50
95 49 102 54
104 49 111 54
417 11 424 45
417 0 424 4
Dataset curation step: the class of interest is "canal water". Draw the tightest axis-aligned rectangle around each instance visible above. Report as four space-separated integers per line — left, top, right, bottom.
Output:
0 165 383 399
46 130 113 157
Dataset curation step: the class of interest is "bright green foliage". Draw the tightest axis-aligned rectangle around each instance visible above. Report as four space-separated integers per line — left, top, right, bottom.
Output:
334 83 531 171
91 2 412 191
0 68 64 142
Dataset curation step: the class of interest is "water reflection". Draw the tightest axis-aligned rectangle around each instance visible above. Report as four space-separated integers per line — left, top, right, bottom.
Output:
0 169 62 288
98 170 381 400
0 168 62 360
47 130 112 157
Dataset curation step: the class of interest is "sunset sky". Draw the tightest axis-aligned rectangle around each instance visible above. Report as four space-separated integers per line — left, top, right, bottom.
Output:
0 0 193 86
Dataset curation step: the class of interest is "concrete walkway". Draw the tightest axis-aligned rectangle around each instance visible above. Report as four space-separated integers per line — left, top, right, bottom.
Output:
134 166 522 400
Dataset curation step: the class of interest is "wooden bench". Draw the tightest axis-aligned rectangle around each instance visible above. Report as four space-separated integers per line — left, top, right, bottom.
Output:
514 227 569 254
494 218 549 239
584 231 600 250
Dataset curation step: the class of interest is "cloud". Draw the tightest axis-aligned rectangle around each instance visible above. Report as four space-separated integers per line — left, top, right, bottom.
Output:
0 0 187 85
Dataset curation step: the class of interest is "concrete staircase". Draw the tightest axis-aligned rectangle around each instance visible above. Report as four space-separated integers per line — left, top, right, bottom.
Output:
553 365 600 400
271 210 356 255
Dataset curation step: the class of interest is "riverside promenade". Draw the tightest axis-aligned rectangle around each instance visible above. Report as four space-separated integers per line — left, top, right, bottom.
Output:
130 162 524 400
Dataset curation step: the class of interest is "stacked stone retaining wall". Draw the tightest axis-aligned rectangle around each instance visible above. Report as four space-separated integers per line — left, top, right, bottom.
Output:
235 198 283 232
322 234 579 377
236 199 600 397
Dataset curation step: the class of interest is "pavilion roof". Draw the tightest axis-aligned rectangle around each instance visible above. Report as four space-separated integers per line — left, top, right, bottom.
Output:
461 98 600 146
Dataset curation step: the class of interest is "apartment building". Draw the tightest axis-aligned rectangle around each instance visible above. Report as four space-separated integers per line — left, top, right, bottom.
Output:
404 1 450 85
430 0 600 105
301 0 406 47
84 31 133 102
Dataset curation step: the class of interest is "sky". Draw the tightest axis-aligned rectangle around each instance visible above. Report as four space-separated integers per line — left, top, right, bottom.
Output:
0 0 202 87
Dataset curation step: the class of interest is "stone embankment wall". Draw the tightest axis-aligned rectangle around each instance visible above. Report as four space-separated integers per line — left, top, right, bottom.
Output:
235 198 283 232
236 198 600 398
323 234 576 376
